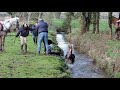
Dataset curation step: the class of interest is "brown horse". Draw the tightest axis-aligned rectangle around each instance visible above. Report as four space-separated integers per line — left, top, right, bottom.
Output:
112 16 120 39
65 45 75 64
0 22 6 51
0 17 19 52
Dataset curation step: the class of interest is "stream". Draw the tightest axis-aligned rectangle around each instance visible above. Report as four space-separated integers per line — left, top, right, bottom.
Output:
56 33 107 78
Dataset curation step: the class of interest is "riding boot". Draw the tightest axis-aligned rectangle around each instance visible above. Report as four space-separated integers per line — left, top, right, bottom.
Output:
44 47 46 54
21 45 24 53
33 38 35 44
35 38 37 45
25 44 27 53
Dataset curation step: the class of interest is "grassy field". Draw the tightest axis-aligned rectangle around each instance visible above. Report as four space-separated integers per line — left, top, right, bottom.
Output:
0 32 70 78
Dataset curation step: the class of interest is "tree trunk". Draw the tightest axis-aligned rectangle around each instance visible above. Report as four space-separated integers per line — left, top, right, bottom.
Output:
38 12 43 21
92 12 99 34
96 12 99 34
93 12 96 34
86 12 92 31
80 12 87 34
27 12 31 26
108 12 113 38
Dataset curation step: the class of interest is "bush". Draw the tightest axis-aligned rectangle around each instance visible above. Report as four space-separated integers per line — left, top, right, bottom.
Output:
51 19 64 30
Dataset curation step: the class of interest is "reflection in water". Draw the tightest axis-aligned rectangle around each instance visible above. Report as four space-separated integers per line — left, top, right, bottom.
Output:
56 33 107 78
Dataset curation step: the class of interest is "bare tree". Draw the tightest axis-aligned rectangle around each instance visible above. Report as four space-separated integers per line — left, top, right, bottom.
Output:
38 12 43 20
93 12 99 34
96 12 100 34
108 12 113 38
80 12 87 34
27 12 32 25
86 12 92 31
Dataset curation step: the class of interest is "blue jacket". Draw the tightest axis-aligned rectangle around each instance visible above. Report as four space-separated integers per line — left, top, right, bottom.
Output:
35 20 48 33
31 25 38 36
16 27 29 37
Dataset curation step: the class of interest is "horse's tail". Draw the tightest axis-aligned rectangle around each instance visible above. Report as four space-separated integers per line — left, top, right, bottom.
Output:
0 23 3 31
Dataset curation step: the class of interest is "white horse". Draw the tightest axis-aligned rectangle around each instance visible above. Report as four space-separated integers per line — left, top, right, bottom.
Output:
0 17 19 51
2 17 19 31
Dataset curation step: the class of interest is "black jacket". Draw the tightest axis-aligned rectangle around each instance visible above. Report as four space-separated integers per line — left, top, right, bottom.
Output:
16 27 29 37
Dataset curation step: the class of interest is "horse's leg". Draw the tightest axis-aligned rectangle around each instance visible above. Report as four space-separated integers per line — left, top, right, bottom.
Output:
0 37 2 51
71 54 75 64
115 29 119 39
118 30 120 40
65 55 69 63
1 36 5 51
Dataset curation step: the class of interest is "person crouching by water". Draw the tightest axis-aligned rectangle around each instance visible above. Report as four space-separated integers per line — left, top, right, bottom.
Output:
32 19 49 55
15 23 29 53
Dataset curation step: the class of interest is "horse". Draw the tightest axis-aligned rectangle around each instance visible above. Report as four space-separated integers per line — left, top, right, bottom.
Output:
65 44 75 64
111 16 120 39
0 17 19 51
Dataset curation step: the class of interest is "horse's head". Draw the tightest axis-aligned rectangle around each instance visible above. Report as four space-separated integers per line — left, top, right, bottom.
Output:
15 17 20 29
10 17 19 28
68 45 72 52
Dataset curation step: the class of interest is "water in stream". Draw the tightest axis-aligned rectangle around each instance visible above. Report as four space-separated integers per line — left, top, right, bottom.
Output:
56 33 107 78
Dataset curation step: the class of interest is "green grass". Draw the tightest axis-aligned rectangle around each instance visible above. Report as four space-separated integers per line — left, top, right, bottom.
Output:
0 32 69 78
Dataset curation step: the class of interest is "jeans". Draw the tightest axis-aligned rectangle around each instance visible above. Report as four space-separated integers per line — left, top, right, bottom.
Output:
37 32 48 54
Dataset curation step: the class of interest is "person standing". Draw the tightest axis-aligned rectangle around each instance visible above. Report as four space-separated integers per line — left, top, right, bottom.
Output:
15 23 29 53
33 19 49 55
31 22 38 45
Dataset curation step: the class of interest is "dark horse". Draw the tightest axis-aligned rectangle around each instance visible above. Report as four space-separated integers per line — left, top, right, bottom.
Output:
112 16 120 39
0 17 19 52
65 44 75 64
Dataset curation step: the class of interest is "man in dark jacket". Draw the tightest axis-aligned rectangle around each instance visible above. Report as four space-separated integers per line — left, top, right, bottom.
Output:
16 23 29 53
33 19 49 55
